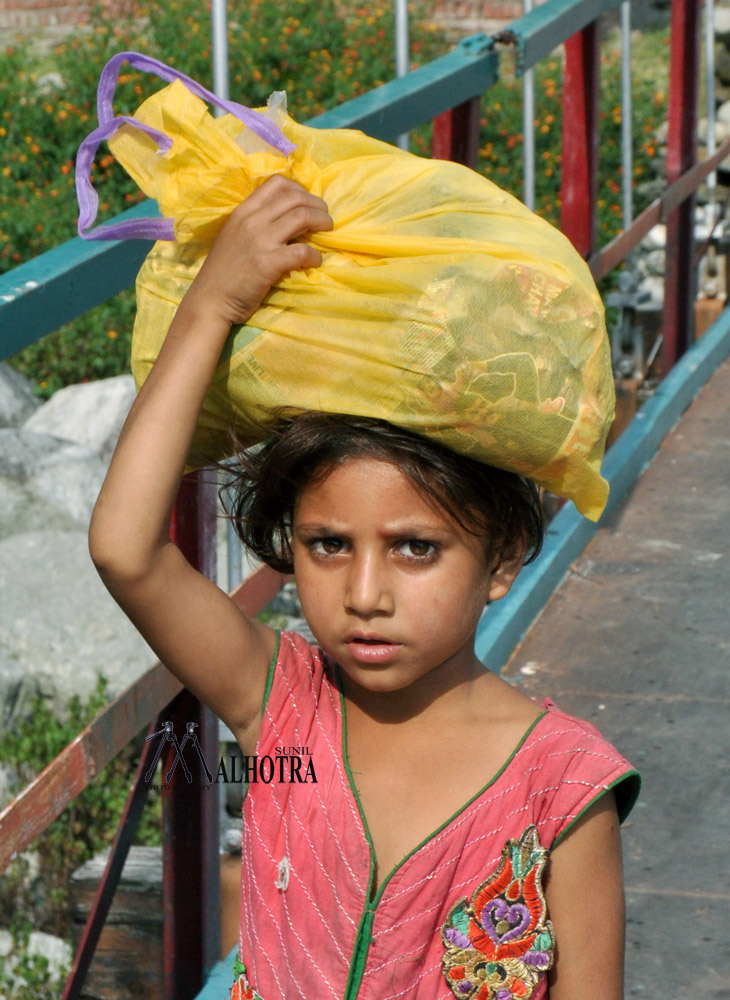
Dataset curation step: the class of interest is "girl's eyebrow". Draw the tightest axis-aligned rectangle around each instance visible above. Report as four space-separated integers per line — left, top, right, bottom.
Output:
294 520 456 538
294 522 338 535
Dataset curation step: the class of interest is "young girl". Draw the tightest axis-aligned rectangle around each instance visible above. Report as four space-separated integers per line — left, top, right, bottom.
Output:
88 175 639 1000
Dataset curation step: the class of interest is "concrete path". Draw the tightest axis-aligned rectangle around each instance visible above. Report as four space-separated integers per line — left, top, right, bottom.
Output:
504 358 730 998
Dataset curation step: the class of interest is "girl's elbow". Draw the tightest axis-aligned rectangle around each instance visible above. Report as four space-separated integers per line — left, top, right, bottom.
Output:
88 519 151 588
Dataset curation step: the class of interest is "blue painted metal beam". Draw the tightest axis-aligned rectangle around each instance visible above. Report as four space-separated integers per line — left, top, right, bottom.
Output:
311 35 497 139
475 307 730 670
497 0 623 74
0 200 153 361
193 946 237 1000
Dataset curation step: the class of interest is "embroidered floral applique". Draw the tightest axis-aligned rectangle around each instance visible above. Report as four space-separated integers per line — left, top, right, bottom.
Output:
441 825 554 999
229 955 264 1000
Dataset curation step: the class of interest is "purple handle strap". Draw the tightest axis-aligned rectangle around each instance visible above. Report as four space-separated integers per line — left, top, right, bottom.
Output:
77 51 296 241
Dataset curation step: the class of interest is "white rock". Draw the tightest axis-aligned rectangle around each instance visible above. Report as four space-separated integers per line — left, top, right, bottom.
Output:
644 249 666 277
24 375 136 463
698 118 730 144
717 99 730 129
653 120 669 146
0 762 18 810
0 656 43 734
0 363 39 428
0 429 106 537
642 224 667 250
715 5 730 36
637 275 665 308
0 531 154 724
0 927 71 985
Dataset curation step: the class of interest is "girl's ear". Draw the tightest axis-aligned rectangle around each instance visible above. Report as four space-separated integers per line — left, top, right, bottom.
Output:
486 552 524 603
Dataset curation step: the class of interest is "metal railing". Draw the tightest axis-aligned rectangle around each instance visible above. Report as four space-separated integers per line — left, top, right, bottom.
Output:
0 0 722 996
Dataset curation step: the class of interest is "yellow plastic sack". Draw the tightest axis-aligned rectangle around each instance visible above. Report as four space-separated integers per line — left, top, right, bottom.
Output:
107 77 614 520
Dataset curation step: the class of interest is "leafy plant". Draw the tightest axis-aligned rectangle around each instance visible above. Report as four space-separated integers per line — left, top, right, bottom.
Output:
0 677 161 940
0 915 68 1000
476 28 669 237
2 0 447 394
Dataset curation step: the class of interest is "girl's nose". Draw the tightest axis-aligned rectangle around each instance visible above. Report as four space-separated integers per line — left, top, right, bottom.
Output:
344 552 394 617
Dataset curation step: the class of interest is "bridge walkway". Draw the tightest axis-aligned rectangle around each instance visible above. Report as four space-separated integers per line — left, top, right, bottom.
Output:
503 358 730 998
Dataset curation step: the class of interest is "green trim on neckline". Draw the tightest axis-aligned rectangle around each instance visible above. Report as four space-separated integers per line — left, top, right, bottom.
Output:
261 629 282 713
334 663 548 936
370 703 547 907
338 666 377 1000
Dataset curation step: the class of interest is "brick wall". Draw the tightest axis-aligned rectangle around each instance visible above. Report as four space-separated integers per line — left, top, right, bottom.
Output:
0 0 136 31
433 0 524 23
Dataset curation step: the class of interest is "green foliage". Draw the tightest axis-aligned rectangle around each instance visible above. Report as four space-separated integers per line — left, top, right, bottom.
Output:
0 915 67 1000
2 11 670 393
2 0 446 393
476 29 669 238
0 676 161 942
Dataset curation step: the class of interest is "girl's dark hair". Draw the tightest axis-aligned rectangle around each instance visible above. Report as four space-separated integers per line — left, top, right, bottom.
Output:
222 412 544 574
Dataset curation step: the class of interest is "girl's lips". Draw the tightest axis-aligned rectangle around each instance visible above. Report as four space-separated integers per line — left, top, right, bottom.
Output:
345 638 403 664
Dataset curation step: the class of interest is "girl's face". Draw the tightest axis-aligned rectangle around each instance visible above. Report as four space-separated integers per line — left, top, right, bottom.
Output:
292 457 519 698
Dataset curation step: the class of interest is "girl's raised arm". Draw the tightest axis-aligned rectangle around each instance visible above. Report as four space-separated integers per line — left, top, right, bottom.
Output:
88 176 333 751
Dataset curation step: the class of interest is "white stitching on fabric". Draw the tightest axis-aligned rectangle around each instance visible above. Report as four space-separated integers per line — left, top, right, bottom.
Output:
247 789 351 973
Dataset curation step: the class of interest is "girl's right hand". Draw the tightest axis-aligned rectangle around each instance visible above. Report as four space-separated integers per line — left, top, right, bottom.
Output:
181 174 333 330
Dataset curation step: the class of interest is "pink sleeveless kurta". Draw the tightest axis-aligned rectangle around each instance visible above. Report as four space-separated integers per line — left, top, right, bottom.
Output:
235 631 639 1000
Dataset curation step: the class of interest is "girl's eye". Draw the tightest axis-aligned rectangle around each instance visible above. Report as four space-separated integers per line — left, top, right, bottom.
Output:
397 539 438 560
308 537 344 556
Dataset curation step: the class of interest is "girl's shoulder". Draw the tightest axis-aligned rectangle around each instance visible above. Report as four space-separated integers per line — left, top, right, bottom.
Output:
519 696 641 828
466 673 639 831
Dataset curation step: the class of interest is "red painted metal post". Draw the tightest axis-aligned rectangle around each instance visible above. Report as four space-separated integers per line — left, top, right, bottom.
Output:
163 471 221 999
432 96 481 169
62 721 158 1000
663 0 701 372
560 23 600 258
